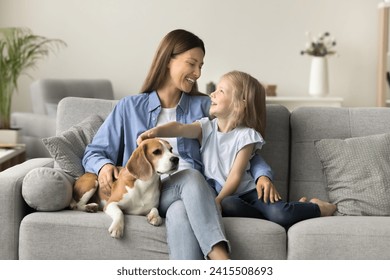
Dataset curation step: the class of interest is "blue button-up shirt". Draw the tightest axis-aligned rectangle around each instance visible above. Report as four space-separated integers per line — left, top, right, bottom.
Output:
83 91 273 181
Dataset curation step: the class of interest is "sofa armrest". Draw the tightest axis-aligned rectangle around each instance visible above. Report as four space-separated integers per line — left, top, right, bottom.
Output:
0 158 54 259
11 112 56 159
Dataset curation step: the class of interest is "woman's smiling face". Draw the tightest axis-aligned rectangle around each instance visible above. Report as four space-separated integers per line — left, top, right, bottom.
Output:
167 47 204 93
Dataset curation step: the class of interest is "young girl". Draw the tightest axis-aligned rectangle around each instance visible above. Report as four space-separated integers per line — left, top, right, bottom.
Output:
137 70 336 228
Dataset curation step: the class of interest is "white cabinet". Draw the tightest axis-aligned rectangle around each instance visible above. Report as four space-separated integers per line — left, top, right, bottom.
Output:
266 96 343 111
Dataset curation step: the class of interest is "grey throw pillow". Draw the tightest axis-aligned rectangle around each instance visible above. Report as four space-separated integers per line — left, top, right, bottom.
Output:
42 114 103 178
315 133 390 216
22 167 74 211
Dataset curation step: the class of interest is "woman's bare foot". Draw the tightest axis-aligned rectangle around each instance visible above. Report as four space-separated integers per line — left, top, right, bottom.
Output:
207 242 230 260
310 198 337 216
299 197 307 202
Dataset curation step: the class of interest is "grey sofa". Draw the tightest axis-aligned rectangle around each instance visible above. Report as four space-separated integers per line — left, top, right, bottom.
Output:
11 79 114 159
1 96 390 260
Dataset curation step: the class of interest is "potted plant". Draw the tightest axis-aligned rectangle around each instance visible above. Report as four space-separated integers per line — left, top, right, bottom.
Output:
0 27 66 137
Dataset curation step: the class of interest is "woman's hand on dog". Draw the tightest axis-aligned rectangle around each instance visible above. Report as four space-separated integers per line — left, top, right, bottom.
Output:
98 164 119 196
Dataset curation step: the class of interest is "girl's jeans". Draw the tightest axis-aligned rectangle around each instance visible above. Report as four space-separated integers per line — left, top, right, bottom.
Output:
221 189 321 229
159 169 229 259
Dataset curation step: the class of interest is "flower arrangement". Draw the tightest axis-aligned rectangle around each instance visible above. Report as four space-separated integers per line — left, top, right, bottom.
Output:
300 32 336 57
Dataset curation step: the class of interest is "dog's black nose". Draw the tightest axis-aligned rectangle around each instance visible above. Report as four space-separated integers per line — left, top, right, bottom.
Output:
170 156 179 165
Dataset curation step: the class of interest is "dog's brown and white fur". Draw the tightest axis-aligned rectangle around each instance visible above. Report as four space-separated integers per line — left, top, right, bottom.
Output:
70 139 179 238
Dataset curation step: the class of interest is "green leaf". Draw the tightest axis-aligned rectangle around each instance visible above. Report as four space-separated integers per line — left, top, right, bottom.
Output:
0 27 66 129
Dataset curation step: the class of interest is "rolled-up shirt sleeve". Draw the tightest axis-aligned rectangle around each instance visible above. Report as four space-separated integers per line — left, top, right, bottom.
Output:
250 154 274 182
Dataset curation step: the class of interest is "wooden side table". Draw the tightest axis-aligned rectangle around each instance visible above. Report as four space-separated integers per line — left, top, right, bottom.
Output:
0 146 26 172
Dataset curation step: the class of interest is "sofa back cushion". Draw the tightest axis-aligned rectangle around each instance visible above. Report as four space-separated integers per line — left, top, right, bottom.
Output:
289 107 390 202
57 97 291 199
57 97 118 134
261 105 290 200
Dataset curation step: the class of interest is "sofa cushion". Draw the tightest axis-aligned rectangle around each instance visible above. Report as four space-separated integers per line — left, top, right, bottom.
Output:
315 133 390 216
19 211 287 259
42 114 103 178
288 216 390 259
22 167 74 211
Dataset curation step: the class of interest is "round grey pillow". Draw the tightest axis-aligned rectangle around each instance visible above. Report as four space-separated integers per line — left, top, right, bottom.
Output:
22 167 74 211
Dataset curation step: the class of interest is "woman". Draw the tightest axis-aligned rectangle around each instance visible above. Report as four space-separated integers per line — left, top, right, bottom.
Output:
82 29 279 259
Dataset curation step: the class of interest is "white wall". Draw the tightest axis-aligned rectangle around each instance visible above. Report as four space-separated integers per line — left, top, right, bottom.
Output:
0 0 383 112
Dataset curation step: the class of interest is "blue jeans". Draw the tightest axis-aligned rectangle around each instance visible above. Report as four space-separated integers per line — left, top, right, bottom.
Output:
159 169 229 260
221 189 321 229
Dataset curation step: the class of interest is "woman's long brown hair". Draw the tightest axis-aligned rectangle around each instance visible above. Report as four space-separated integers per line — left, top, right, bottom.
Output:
141 29 205 95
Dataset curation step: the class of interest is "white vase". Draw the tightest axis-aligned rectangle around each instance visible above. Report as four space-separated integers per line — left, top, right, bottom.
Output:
308 56 329 97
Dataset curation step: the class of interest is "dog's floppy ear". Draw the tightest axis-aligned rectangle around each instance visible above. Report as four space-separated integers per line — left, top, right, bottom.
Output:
126 144 153 181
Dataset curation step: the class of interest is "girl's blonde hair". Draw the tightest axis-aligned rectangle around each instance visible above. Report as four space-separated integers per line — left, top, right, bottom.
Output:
141 29 205 95
222 71 266 136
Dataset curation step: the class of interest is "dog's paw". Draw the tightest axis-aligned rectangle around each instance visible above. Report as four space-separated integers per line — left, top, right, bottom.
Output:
108 221 124 238
85 203 98 213
69 199 78 210
147 208 163 226
148 215 163 226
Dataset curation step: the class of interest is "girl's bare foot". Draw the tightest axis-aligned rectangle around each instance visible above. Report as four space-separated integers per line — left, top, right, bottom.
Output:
299 197 307 202
310 198 337 216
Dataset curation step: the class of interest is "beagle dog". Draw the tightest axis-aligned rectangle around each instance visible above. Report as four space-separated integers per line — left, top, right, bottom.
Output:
70 138 179 238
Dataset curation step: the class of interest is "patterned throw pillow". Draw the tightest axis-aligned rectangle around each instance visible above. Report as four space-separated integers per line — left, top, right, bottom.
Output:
315 133 390 216
42 114 103 178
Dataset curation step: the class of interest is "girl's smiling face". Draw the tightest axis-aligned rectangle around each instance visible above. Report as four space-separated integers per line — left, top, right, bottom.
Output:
209 77 235 119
